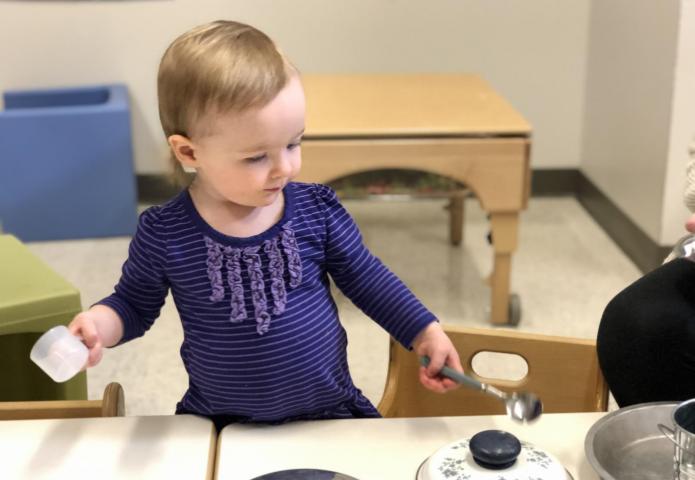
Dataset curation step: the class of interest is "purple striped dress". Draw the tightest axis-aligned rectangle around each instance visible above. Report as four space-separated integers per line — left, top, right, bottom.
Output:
99 182 435 422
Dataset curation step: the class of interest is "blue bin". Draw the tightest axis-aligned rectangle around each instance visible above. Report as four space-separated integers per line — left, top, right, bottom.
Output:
0 84 138 241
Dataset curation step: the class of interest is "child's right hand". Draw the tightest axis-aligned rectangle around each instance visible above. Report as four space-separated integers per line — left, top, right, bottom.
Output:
68 304 123 368
68 311 105 368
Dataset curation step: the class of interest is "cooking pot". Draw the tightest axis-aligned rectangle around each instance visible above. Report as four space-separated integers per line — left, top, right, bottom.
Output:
585 401 677 479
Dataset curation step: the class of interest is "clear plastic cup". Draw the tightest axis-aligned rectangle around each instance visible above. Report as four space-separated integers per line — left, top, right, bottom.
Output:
30 325 88 382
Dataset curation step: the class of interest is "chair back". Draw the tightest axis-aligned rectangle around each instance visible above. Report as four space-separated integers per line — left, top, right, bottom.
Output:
0 382 125 420
377 325 608 417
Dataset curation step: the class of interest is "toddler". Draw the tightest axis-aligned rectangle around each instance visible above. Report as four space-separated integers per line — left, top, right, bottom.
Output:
69 20 463 430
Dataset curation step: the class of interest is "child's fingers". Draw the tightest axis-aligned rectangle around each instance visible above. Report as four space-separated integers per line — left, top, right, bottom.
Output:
419 368 460 393
78 319 100 349
445 351 464 374
442 354 464 391
69 314 103 368
419 367 447 393
424 366 461 390
67 316 84 337
425 352 447 378
440 377 460 391
86 342 103 367
81 322 103 367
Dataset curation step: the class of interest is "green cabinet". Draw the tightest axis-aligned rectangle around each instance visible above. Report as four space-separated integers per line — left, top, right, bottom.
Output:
0 235 87 400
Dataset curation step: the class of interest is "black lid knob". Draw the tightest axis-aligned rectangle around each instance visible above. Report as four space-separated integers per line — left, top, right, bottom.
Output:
469 430 522 470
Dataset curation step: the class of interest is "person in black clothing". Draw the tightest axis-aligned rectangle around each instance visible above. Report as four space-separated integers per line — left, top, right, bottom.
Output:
599 142 695 406
597 257 695 406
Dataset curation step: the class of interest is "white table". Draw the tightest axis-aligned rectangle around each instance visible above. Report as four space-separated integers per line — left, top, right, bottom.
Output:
0 414 216 479
217 413 606 479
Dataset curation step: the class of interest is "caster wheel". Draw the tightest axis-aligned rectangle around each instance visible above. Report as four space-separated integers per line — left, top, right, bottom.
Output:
507 293 521 326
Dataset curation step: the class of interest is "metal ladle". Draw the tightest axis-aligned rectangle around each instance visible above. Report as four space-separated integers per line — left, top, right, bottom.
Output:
420 356 543 423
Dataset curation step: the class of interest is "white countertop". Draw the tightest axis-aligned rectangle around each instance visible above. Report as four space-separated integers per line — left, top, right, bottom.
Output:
217 412 606 480
0 414 216 480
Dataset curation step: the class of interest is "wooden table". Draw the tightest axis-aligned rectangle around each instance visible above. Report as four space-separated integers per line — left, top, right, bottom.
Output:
216 412 605 479
299 74 532 325
0 414 217 479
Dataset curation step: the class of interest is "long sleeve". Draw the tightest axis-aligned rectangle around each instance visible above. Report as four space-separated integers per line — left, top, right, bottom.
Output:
316 184 436 348
97 207 170 343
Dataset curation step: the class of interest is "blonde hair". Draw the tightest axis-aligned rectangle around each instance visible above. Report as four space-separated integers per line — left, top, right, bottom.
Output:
158 20 295 186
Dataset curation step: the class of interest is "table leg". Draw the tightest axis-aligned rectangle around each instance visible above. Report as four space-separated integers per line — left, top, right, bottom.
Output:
488 212 520 325
447 193 465 246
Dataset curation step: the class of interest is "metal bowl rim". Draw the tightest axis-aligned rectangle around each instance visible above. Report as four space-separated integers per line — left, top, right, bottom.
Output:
670 397 695 432
584 401 678 480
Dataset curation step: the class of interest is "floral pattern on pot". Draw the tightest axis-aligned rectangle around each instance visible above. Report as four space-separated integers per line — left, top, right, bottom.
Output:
418 437 568 480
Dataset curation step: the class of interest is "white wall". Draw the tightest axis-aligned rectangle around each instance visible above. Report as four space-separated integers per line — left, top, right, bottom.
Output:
581 0 682 244
0 0 590 173
661 0 695 243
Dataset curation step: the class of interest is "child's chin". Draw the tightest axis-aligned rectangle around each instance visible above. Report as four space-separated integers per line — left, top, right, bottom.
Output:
263 189 282 199
255 192 281 205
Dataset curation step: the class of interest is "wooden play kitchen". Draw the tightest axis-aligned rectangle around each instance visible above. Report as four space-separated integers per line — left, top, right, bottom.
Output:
298 74 532 325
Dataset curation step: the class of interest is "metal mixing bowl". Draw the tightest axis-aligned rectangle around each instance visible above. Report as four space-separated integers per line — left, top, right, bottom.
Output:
585 401 678 479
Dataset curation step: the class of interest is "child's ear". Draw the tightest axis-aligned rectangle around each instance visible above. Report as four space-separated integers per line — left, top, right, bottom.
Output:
168 134 198 169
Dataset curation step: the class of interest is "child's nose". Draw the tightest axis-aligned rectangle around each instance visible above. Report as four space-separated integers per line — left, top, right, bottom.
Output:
272 151 294 177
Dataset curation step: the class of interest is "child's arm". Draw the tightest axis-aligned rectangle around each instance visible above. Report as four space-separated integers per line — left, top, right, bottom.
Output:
411 321 464 393
316 184 464 392
318 186 431 342
69 207 170 367
68 304 124 367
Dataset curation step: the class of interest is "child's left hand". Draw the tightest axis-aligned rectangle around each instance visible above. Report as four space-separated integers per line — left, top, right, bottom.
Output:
411 321 463 393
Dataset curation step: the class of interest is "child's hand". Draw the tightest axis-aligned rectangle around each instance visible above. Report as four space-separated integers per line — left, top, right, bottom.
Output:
411 321 463 393
69 311 104 368
68 304 122 368
686 213 695 233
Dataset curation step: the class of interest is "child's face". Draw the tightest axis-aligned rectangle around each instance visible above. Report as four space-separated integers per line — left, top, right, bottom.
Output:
183 74 305 208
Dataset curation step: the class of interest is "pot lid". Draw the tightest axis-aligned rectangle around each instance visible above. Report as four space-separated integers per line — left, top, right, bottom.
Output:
417 432 569 480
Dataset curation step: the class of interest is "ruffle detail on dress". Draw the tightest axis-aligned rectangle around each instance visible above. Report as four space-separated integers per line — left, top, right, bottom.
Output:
264 237 287 315
243 246 271 335
203 222 303 335
281 222 303 288
205 237 225 302
223 246 246 322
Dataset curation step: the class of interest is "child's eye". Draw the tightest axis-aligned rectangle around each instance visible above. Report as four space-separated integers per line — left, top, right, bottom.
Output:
287 141 302 150
244 153 267 163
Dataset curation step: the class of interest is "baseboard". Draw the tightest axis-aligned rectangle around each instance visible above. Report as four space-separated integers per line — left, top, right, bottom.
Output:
137 170 668 273
530 169 580 196
576 172 670 273
137 174 190 204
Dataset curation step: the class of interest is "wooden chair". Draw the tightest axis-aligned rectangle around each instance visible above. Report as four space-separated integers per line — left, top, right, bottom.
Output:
0 382 125 420
377 325 608 417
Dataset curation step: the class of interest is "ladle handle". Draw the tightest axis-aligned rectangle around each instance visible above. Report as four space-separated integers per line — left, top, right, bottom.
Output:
420 356 483 391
